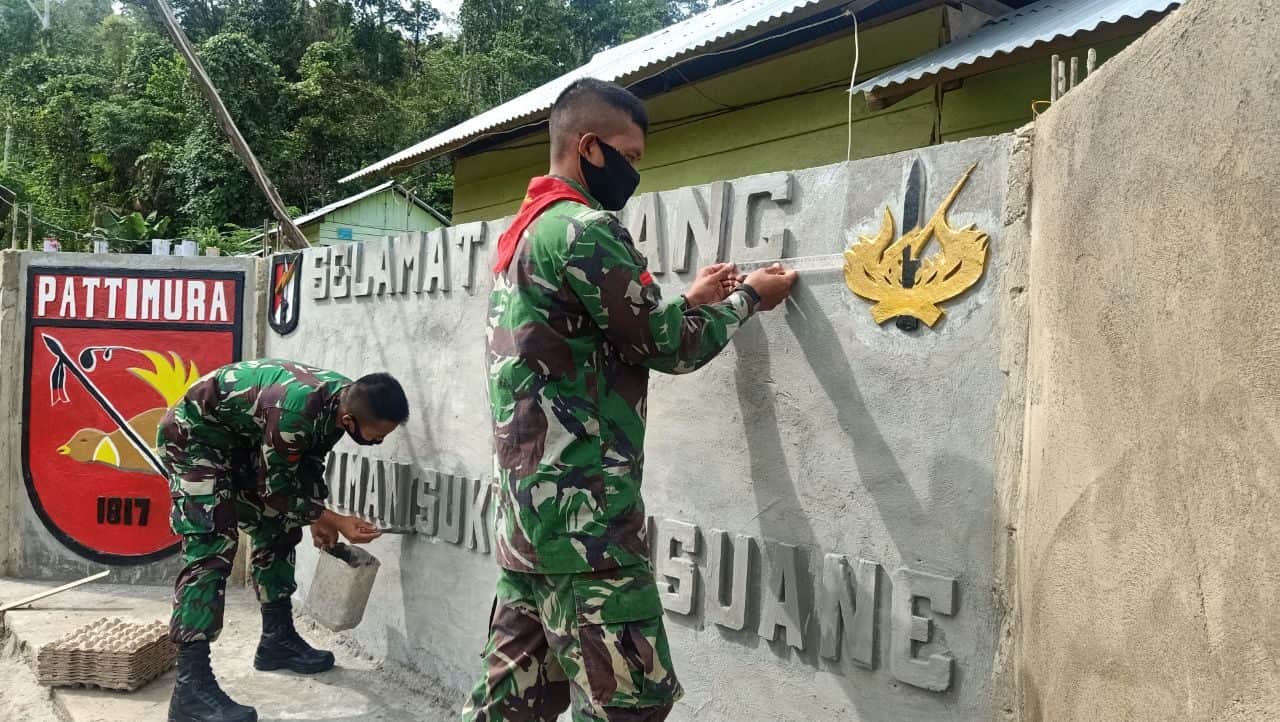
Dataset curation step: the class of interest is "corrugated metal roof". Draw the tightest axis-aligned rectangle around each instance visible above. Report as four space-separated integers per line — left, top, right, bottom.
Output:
340 0 858 183
291 181 449 227
294 180 396 226
851 0 1180 96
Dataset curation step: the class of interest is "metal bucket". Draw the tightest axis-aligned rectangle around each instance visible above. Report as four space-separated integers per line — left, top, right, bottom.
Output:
305 543 380 631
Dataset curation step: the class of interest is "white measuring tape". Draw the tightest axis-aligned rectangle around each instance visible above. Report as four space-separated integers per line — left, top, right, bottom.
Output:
733 253 847 273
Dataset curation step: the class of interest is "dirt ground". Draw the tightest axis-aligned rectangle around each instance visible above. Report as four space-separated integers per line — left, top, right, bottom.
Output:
0 578 459 722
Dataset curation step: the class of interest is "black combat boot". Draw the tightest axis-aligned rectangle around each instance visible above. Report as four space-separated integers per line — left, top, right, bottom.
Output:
253 598 335 674
168 641 257 722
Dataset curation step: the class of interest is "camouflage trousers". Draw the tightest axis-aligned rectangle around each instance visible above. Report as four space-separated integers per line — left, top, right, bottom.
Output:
167 467 303 644
462 564 682 722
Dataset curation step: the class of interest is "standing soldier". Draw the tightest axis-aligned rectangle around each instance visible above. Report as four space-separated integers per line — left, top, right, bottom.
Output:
464 78 796 721
160 359 409 722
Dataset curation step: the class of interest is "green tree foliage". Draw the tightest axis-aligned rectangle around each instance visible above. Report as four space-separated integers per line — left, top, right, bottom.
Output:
0 0 712 250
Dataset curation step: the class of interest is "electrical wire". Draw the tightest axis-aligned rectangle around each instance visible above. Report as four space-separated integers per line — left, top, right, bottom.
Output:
0 193 219 247
846 9 860 161
670 66 736 111
0 194 107 242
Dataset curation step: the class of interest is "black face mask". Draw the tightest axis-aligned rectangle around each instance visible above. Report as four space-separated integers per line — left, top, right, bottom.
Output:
580 139 639 211
345 416 382 446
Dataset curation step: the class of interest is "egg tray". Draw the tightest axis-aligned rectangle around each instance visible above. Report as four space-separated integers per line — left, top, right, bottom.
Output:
36 618 176 691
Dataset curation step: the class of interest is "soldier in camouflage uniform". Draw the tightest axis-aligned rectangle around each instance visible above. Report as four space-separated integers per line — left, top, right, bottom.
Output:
158 359 409 722
465 79 797 721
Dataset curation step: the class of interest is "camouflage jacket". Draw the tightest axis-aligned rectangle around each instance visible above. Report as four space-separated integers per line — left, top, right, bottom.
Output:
487 178 758 574
160 359 348 526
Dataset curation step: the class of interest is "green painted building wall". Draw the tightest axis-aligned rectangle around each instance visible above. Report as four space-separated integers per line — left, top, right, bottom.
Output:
304 187 447 245
450 7 1137 223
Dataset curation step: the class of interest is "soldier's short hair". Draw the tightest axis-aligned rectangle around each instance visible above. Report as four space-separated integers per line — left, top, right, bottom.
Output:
348 373 410 424
549 78 648 156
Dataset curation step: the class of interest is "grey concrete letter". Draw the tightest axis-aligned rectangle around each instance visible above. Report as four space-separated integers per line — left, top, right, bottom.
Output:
656 519 700 615
467 478 491 553
397 233 424 294
422 229 450 293
671 182 728 272
818 554 879 667
388 463 418 531
414 470 440 536
729 172 793 263
704 529 753 631
453 222 487 291
307 246 331 300
329 244 352 298
758 540 806 651
438 474 466 544
890 568 957 692
627 192 667 275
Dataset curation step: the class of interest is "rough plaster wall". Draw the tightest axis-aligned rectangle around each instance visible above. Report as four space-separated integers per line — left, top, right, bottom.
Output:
1021 1 1280 719
278 134 1017 720
990 125 1033 721
1 251 20 575
638 140 1010 722
0 252 259 584
276 239 501 693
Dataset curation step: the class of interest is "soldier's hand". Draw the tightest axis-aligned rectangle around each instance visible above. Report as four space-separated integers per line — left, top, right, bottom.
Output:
743 263 797 311
685 263 739 306
310 520 339 550
337 514 383 545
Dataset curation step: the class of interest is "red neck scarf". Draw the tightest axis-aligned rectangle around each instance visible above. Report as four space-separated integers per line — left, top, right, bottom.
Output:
492 176 591 273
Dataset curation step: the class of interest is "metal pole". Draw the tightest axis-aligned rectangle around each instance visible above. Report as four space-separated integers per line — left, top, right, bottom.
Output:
0 571 111 612
26 203 33 250
1050 55 1059 101
10 201 18 249
21 0 50 30
150 0 309 250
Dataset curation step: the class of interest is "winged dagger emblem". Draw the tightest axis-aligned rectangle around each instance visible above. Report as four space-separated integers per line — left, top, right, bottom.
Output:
843 162 988 328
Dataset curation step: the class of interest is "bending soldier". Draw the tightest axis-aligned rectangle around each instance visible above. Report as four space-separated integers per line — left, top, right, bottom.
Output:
159 359 408 722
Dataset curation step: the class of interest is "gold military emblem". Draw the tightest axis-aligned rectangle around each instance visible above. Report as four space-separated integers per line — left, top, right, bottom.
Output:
843 163 988 328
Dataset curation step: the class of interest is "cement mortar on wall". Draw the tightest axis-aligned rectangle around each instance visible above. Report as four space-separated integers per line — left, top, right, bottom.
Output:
1020 1 1280 719
275 134 1018 720
1 251 21 576
0 252 260 584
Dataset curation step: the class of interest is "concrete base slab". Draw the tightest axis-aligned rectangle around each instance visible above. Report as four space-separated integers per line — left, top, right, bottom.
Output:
0 577 458 722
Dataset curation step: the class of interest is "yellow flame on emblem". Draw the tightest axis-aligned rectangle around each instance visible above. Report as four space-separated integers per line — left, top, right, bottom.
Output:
128 351 200 408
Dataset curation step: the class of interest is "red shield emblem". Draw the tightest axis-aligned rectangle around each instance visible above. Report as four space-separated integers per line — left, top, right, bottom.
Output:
23 267 244 565
269 252 301 335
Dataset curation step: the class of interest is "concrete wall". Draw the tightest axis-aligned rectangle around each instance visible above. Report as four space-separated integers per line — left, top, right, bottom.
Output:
273 133 1023 720
0 251 260 583
1 251 20 576
1016 1 1280 719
